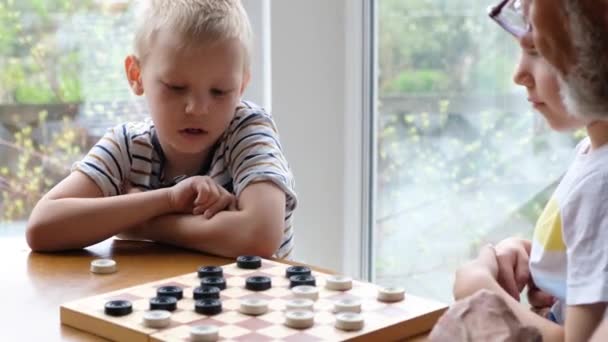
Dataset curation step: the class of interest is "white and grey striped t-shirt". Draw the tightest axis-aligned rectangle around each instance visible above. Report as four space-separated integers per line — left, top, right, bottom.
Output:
72 101 297 258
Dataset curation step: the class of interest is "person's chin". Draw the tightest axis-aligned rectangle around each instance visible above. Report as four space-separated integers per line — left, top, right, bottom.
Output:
547 120 578 132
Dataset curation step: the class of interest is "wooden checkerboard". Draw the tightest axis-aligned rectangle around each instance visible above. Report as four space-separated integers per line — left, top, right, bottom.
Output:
61 258 447 341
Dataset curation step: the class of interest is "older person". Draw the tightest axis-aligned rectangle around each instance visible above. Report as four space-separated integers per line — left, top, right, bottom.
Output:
451 1 608 341
530 2 608 341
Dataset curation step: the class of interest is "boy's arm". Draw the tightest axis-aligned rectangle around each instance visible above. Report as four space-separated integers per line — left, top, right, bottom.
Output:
565 304 607 342
454 245 564 342
126 181 286 258
26 171 173 251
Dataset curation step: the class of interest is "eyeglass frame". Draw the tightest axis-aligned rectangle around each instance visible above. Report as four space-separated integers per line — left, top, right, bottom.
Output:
488 0 532 38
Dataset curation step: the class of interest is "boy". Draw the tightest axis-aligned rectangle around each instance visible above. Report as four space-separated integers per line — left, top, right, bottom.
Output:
26 0 297 259
453 1 608 341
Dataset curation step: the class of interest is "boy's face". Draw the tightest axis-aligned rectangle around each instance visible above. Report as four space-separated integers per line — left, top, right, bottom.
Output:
513 34 588 131
125 30 249 159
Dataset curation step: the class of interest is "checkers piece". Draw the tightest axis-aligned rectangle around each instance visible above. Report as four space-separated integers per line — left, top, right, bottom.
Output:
238 298 269 316
194 299 222 316
104 300 132 317
200 276 226 291
285 265 311 278
291 285 319 301
285 298 314 312
149 296 178 311
377 286 405 303
289 274 316 288
90 259 117 274
325 275 353 291
142 310 171 328
197 266 223 278
245 276 272 291
335 312 364 331
284 310 315 329
333 298 362 313
193 286 221 300
190 325 219 342
157 286 183 300
236 255 262 269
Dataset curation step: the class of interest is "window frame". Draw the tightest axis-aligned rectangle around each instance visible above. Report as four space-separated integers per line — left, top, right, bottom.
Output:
342 0 376 281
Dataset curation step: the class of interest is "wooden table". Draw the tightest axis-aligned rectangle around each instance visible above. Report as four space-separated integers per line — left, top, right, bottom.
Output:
2 236 430 341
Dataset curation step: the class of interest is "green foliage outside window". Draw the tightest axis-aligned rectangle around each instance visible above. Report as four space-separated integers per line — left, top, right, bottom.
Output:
0 0 94 221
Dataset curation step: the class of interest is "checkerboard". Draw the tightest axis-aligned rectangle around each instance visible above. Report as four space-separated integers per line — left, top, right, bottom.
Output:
60 258 447 341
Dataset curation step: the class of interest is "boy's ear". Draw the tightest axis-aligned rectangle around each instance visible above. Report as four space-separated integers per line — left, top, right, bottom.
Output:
125 55 144 95
240 70 251 96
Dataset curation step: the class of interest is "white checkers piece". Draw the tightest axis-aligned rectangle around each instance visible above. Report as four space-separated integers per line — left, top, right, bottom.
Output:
238 298 269 316
142 310 171 328
291 285 319 301
190 325 219 342
284 310 315 329
285 298 314 312
335 312 364 331
325 275 353 291
333 298 362 313
377 286 405 302
90 259 117 274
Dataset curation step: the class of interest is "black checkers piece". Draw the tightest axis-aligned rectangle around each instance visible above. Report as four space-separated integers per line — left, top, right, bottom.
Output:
194 299 222 315
197 266 223 278
289 274 316 288
104 300 132 316
193 286 221 300
149 296 178 311
285 266 312 278
245 276 272 291
200 276 226 291
157 286 183 300
236 255 262 269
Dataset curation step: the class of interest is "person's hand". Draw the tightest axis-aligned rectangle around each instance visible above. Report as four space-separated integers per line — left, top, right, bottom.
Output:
527 278 556 312
494 237 532 301
168 176 235 218
453 244 499 300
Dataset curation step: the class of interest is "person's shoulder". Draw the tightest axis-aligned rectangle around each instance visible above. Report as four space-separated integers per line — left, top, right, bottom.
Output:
233 100 274 124
574 137 591 154
223 100 278 138
106 120 154 142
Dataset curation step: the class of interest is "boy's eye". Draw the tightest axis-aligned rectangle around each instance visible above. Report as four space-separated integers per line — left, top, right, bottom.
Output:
211 88 227 97
163 82 186 92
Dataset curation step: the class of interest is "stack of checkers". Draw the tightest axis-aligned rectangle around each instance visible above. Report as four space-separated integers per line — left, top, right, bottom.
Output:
62 255 432 342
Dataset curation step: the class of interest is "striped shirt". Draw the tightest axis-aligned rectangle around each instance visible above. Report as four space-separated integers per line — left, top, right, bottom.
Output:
72 101 297 258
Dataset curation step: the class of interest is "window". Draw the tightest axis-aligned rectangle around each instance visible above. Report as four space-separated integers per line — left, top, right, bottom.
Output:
0 0 138 234
373 0 582 301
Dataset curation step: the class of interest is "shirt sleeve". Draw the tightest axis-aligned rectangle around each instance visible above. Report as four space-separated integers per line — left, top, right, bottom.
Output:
71 124 132 196
563 171 608 305
226 109 297 213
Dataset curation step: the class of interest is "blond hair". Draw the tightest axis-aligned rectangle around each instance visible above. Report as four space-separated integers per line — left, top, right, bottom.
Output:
133 0 252 66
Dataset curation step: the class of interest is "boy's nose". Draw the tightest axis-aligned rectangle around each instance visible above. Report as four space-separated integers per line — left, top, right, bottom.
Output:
185 96 210 116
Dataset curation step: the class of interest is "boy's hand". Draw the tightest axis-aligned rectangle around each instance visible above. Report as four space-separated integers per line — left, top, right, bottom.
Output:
168 176 235 218
494 238 532 301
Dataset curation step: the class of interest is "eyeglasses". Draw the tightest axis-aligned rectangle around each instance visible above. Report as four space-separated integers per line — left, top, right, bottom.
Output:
488 0 531 38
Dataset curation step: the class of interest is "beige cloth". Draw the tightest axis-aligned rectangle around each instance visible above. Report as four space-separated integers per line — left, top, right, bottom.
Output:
429 289 542 342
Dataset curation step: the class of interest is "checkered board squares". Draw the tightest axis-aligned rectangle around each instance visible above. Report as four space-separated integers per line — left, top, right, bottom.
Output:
60 259 447 341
